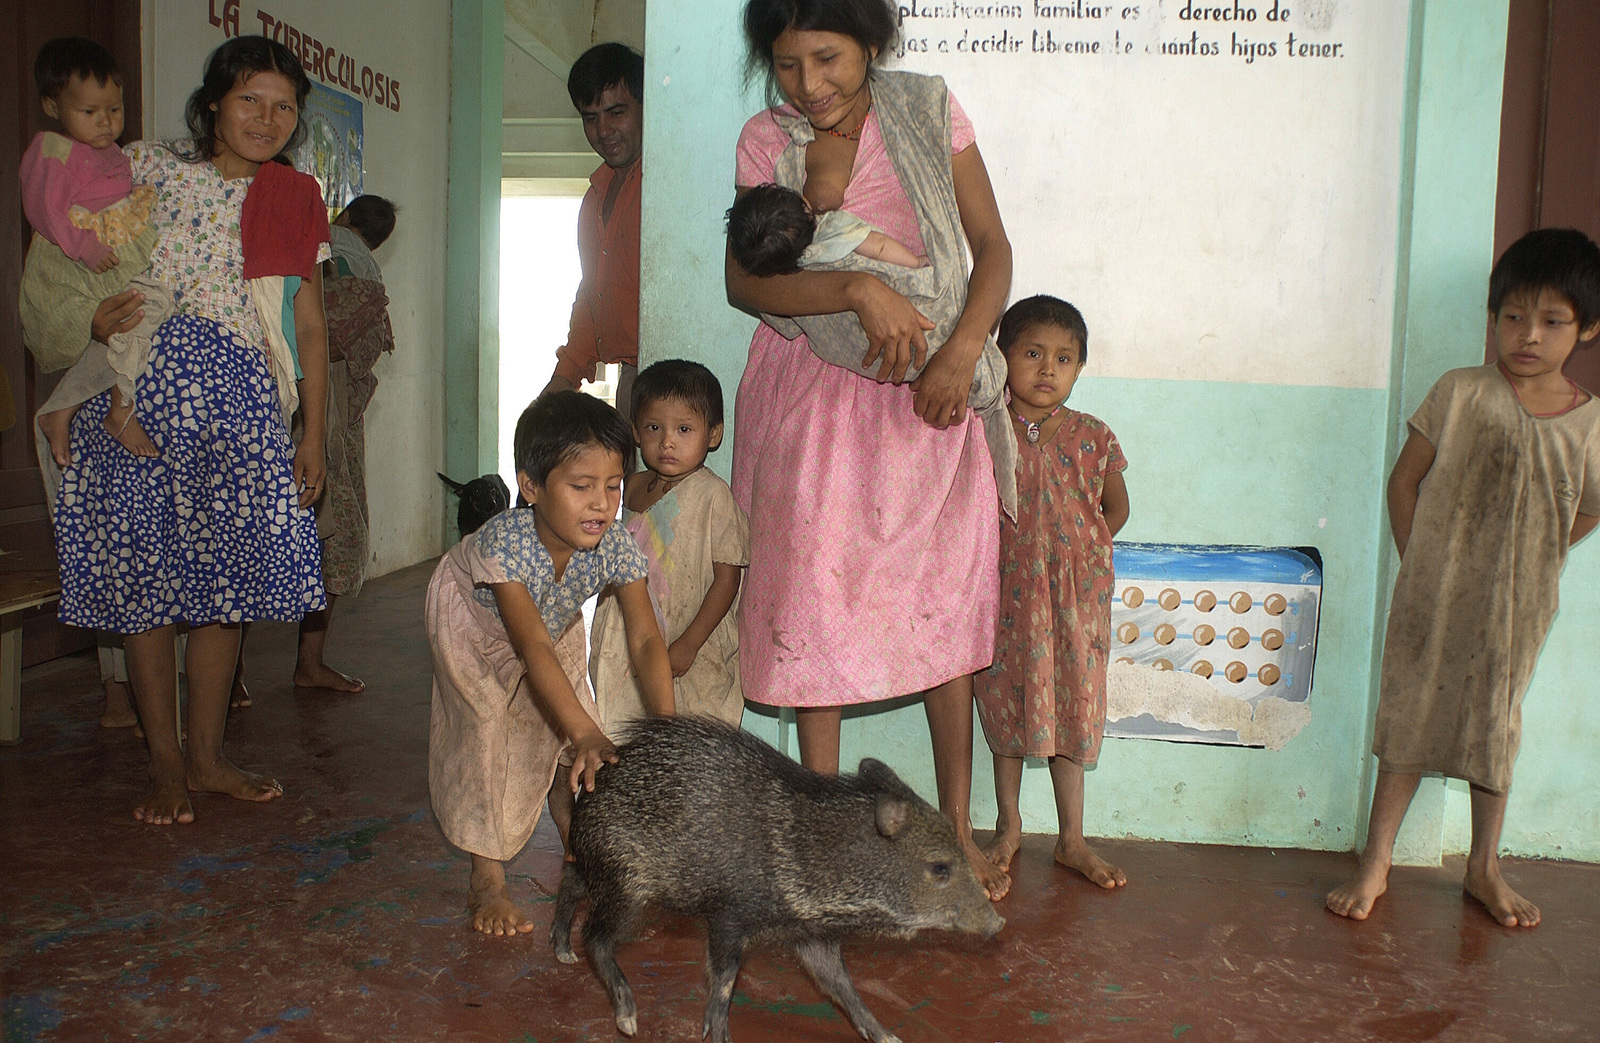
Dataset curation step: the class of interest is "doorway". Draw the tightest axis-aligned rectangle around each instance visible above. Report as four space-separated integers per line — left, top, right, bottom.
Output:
1495 0 1600 389
497 180 588 478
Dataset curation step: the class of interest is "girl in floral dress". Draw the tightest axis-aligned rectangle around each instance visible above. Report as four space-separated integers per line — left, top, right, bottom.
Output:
53 37 329 826
974 296 1131 889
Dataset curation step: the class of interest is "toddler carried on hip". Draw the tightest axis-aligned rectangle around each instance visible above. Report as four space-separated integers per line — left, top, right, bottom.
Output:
21 36 173 473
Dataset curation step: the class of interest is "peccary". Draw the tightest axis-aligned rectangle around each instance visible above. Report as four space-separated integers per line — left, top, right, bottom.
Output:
550 714 1004 1043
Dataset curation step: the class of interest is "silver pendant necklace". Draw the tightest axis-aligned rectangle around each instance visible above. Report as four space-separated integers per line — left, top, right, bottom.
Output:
1012 403 1063 444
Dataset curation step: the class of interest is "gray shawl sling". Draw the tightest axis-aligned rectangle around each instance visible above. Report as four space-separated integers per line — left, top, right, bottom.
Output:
761 69 1017 518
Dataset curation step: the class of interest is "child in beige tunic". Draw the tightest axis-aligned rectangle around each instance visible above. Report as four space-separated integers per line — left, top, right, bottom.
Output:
591 361 749 728
1328 229 1600 929
428 391 674 937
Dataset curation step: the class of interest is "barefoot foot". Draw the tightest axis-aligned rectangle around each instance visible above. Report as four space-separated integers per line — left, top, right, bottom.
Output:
1055 836 1127 889
230 677 252 709
1327 860 1389 921
1464 864 1540 927
982 822 1023 874
104 408 159 458
100 679 139 728
293 661 365 693
468 882 535 936
39 407 76 468
134 776 195 824
960 835 1011 901
186 756 283 803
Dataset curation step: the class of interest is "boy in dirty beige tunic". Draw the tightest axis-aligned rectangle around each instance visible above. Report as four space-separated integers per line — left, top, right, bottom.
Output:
1328 229 1600 928
428 392 674 937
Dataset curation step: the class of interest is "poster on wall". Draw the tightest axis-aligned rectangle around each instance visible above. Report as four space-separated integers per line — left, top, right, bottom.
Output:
292 81 363 215
889 2 1409 390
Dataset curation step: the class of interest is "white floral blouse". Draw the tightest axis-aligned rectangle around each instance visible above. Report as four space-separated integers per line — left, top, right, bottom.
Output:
126 141 330 347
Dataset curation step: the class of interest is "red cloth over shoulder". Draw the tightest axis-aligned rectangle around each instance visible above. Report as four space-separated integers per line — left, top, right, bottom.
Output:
240 159 330 279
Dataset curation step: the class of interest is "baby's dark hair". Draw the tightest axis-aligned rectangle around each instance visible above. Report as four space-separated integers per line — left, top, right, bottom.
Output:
568 42 644 109
632 359 726 431
35 37 121 100
727 184 815 277
339 195 399 250
514 390 634 487
999 295 1090 363
1489 228 1600 330
179 35 312 163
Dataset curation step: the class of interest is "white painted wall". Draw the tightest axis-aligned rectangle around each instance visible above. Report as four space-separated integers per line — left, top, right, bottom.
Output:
140 0 450 576
891 2 1409 389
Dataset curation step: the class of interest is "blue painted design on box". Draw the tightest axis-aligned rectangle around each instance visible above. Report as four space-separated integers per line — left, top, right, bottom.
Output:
1113 544 1321 585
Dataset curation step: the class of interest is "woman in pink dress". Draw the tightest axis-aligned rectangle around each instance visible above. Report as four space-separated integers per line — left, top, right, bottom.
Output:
729 0 1013 898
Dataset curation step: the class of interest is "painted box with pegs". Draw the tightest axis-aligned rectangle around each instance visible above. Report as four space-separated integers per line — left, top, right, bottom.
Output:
1105 545 1322 746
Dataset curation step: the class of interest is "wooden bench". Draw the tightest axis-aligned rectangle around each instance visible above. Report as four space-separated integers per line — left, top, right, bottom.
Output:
0 551 62 744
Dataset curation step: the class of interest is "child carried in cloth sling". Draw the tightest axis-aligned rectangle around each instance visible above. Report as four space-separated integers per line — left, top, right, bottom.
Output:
730 69 1018 517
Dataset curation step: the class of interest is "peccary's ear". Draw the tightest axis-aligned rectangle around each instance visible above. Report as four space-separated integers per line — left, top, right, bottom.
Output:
858 758 905 792
858 758 891 785
859 758 918 802
875 794 911 838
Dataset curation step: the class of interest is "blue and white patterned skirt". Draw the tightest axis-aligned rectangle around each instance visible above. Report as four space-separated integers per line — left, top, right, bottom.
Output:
54 314 326 633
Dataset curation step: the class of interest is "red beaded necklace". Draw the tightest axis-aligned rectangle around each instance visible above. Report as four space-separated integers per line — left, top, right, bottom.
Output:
822 103 871 141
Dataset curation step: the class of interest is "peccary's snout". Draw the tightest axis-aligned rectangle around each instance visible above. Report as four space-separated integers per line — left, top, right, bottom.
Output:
955 900 1004 940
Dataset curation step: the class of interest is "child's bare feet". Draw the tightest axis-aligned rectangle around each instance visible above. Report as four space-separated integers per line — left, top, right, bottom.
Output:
1464 863 1540 927
468 881 535 936
230 676 252 708
1327 859 1389 920
100 679 138 728
960 834 1011 901
134 773 195 825
293 661 366 693
104 403 159 458
982 818 1023 874
1055 835 1127 888
38 407 77 467
186 755 283 802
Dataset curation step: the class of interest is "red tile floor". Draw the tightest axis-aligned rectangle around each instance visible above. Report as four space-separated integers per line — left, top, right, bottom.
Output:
4 561 1598 1042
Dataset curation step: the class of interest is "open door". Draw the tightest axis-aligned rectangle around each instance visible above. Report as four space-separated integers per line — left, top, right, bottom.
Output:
2 1 141 665
1495 0 1600 390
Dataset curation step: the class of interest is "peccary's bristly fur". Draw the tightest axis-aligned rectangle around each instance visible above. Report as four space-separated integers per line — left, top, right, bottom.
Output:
551 715 1003 1043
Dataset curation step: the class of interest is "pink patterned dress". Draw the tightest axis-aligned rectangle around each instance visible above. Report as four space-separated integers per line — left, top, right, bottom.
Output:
974 410 1126 763
732 89 1000 707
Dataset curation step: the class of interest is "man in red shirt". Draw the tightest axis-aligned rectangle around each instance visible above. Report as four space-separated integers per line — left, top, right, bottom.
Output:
542 44 643 420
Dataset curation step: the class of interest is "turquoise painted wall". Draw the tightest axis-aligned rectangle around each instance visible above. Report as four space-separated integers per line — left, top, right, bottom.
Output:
634 0 1599 862
638 19 761 482
1508 536 1600 860
445 0 504 488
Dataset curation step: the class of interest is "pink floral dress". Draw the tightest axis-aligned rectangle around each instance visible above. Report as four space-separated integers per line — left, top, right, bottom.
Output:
974 410 1126 763
731 89 1000 707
